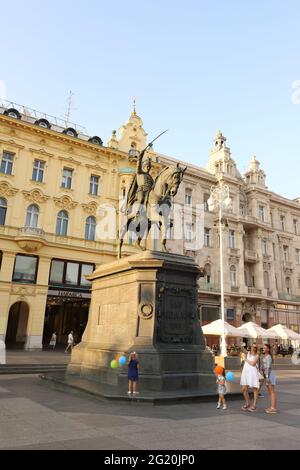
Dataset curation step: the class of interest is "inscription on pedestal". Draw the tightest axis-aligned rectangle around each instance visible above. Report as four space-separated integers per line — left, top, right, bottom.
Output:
157 291 193 344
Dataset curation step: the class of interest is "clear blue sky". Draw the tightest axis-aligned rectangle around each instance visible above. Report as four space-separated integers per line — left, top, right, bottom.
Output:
2 0 300 198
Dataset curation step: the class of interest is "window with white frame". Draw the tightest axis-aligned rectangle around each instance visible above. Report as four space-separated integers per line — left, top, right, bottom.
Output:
167 219 174 239
263 271 270 289
285 277 291 294
56 210 69 236
230 265 237 287
25 204 39 228
229 230 235 248
0 151 14 175
261 239 268 255
185 223 193 242
204 263 211 283
0 197 7 225
85 216 96 240
203 193 210 211
283 245 289 262
32 159 45 182
185 189 192 206
204 228 210 247
89 175 99 196
258 205 265 222
61 168 73 189
272 243 276 260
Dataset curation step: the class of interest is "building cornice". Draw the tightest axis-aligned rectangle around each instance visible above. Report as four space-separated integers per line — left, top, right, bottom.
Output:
0 114 128 161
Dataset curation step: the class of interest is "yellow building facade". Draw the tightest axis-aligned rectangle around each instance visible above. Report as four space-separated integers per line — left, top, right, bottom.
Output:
0 103 141 349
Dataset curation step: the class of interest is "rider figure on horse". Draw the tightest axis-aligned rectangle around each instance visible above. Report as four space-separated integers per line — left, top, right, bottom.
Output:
127 147 154 216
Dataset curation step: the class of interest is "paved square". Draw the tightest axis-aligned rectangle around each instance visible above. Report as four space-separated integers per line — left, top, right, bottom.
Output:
0 370 299 450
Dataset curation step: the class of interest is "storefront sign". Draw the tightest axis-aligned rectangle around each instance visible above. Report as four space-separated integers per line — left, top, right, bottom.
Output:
48 289 91 299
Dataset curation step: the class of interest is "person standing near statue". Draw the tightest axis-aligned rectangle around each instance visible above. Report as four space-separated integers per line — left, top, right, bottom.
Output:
65 331 74 353
49 332 57 350
127 351 140 395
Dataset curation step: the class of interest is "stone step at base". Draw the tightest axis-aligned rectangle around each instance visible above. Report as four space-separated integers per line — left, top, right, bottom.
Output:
0 365 67 375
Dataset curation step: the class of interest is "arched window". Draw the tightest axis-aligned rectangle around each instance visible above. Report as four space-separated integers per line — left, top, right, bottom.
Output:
263 271 269 289
0 197 7 225
56 210 68 236
204 263 211 284
285 277 291 295
25 204 39 228
85 216 96 241
230 265 237 287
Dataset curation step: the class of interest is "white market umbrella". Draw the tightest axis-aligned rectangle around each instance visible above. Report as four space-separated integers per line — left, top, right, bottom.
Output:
202 319 249 337
267 324 300 341
238 321 278 339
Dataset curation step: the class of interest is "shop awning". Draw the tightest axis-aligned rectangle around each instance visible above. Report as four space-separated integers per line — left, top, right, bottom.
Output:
202 319 249 337
267 324 300 341
237 322 278 339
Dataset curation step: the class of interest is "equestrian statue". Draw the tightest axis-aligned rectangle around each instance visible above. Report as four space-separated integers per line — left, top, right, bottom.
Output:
118 133 186 258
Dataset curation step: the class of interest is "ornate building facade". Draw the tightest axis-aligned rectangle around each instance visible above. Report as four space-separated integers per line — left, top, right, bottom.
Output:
0 100 300 350
111 110 300 343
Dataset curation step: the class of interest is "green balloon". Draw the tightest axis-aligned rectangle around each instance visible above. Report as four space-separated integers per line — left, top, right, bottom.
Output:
110 359 118 369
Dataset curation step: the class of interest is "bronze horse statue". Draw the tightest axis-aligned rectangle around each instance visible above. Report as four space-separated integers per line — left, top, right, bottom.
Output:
118 163 186 258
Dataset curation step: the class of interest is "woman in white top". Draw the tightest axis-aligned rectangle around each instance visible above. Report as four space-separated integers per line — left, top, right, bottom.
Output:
65 331 74 353
240 344 260 412
49 332 57 350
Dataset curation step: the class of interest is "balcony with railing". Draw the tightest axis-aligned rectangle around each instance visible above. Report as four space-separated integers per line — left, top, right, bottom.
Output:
228 247 240 256
231 286 239 293
248 287 262 295
15 226 47 252
244 249 258 263
198 282 220 293
278 292 300 302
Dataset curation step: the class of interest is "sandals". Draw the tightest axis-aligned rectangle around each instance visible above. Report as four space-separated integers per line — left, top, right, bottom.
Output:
242 404 250 411
247 406 257 412
265 408 277 414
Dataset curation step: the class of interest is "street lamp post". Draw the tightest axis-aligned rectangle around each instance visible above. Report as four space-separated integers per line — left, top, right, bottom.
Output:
207 183 232 358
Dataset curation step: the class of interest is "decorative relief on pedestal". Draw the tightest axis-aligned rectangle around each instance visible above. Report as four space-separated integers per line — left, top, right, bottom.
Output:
138 303 153 319
54 195 78 210
0 181 18 197
81 201 98 216
22 188 49 204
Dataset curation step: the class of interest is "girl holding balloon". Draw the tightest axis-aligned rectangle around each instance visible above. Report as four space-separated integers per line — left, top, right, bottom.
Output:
127 351 140 395
214 365 227 410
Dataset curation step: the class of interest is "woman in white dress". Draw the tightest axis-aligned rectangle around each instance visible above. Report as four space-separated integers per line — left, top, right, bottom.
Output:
240 344 260 412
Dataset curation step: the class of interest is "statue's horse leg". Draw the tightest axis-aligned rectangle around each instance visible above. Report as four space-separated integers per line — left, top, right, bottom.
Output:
118 219 131 258
133 214 148 250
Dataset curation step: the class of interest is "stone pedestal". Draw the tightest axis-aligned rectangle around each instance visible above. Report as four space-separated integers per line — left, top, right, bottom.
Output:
67 251 215 395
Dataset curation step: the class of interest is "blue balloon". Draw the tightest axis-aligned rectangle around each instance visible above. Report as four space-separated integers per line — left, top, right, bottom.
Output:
225 371 235 382
118 355 126 366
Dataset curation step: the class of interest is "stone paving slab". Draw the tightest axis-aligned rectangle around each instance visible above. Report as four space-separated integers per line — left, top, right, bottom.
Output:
0 370 299 450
